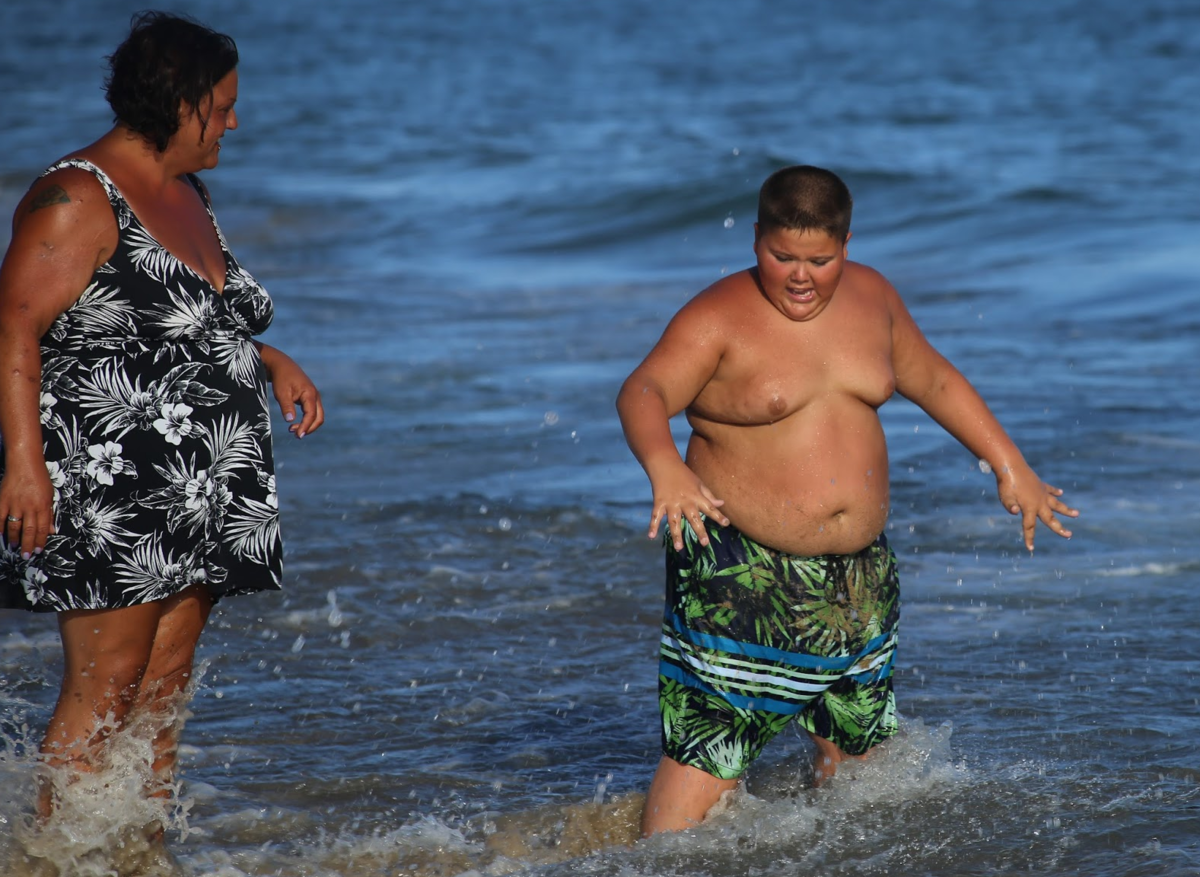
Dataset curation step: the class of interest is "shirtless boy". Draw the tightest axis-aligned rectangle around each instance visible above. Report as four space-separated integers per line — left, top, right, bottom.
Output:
616 165 1078 837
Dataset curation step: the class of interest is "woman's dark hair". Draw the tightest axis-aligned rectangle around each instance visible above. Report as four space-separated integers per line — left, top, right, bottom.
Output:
104 10 239 152
758 165 853 242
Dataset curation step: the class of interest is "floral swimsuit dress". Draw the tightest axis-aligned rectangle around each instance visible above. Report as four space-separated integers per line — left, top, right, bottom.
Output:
0 159 283 612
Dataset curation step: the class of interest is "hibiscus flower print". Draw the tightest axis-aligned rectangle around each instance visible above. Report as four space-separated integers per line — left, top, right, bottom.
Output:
45 460 67 505
129 390 163 432
154 402 196 445
74 498 137 558
85 441 136 485
185 469 215 511
39 392 58 425
22 565 50 605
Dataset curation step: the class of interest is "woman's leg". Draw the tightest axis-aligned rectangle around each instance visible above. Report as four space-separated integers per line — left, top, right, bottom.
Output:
38 585 212 816
39 601 164 815
133 584 213 789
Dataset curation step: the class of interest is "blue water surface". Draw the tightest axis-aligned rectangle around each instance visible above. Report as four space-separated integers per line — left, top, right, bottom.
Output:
1 1 1199 874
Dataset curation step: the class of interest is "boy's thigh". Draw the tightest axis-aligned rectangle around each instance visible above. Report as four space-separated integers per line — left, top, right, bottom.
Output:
660 656 898 778
796 666 898 756
659 676 795 781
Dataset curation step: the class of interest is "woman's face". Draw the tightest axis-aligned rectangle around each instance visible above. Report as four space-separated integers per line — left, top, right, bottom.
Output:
175 68 238 170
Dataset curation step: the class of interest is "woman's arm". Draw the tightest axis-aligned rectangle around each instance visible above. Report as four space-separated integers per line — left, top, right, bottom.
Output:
253 341 325 438
0 170 116 556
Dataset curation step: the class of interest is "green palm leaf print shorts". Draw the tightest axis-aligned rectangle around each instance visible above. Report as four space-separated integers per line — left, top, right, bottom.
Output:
658 520 900 780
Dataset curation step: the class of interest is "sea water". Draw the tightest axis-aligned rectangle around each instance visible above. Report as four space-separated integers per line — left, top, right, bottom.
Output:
1 0 1199 874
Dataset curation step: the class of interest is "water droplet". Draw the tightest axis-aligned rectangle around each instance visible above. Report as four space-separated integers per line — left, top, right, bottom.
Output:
723 217 735 229
291 635 305 653
543 411 559 426
978 459 993 474
326 589 343 627
498 517 512 531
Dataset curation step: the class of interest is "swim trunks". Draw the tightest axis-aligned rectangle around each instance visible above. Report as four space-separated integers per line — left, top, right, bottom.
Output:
658 520 899 780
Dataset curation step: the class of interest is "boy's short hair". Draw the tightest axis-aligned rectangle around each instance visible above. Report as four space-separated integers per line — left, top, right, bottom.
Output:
757 165 853 242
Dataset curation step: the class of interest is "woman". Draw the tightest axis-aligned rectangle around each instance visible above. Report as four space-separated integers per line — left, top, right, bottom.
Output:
0 11 323 817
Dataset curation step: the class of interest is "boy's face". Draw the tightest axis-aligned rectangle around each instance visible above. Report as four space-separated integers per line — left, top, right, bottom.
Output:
753 225 849 322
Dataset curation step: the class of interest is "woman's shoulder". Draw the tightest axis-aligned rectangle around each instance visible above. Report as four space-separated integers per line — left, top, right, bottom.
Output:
16 164 110 221
8 155 120 256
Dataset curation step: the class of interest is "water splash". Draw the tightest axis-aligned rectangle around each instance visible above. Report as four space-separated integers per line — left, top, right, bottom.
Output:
0 670 206 877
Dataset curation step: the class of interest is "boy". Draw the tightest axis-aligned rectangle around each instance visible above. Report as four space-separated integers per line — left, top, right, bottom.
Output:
616 165 1078 837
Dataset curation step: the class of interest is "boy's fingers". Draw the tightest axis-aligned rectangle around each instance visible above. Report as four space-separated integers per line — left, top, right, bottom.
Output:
1023 510 1037 550
669 514 685 551
1042 509 1073 539
647 506 663 539
1051 497 1080 517
699 501 727 527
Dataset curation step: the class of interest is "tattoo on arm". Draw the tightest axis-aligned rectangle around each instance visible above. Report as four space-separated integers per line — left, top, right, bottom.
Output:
28 185 71 214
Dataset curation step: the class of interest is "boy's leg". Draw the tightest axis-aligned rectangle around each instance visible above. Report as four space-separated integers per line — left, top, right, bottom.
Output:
797 632 899 787
809 733 869 786
641 755 740 837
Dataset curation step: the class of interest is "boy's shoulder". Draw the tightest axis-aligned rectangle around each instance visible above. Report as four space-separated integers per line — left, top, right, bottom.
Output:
842 259 892 289
685 268 760 311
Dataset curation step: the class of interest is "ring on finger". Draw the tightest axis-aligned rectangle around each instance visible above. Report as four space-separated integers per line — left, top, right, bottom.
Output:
5 515 22 523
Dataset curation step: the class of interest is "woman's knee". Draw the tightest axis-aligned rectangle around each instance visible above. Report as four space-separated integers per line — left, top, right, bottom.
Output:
58 605 162 699
139 586 213 702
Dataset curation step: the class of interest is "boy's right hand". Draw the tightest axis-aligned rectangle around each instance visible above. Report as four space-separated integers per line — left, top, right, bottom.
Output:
647 463 730 551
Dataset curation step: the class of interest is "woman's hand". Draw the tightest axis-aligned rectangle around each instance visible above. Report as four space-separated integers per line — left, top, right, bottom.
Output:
257 343 324 438
0 459 55 558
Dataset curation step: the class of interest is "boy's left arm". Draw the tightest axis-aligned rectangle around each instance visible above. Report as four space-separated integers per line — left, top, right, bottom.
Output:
887 287 1078 551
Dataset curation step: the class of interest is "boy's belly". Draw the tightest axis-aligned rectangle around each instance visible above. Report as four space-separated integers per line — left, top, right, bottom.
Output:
686 405 890 556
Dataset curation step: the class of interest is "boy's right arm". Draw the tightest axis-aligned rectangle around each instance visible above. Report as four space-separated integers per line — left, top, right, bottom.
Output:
616 299 730 550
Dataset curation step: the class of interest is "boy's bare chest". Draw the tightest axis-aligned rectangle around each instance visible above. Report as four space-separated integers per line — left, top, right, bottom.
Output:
695 319 896 424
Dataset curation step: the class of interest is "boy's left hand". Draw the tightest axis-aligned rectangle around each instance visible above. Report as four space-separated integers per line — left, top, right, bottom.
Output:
996 463 1079 551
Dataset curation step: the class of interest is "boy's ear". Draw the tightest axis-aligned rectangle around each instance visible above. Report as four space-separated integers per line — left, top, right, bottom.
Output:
753 222 761 243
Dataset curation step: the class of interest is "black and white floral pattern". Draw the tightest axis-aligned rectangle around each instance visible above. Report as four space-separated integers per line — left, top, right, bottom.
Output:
0 159 283 612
